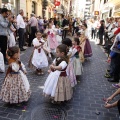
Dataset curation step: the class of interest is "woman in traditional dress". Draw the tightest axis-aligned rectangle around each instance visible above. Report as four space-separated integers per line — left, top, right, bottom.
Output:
43 44 73 103
0 46 31 104
80 23 92 58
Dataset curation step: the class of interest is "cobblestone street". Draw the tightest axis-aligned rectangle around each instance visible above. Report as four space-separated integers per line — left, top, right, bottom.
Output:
0 40 119 120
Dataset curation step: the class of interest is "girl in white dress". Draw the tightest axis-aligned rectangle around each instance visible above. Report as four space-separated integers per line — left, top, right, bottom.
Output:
42 33 52 63
55 24 62 45
0 46 31 104
29 31 48 75
43 44 73 103
8 15 16 47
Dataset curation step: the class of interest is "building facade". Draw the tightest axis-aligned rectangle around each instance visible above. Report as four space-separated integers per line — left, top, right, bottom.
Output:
26 0 42 18
84 0 91 19
0 0 26 15
100 0 120 19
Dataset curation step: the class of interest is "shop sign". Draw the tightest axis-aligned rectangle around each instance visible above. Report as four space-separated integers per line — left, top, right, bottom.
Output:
94 11 99 15
54 0 60 6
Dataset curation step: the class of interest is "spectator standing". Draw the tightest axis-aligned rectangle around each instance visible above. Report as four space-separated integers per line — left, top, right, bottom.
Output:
38 16 44 33
28 13 38 47
17 9 26 51
91 19 96 39
98 20 105 45
0 8 10 64
44 17 48 29
62 16 69 39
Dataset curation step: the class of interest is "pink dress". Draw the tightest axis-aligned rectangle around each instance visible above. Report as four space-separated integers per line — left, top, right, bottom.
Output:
47 29 58 51
66 48 77 87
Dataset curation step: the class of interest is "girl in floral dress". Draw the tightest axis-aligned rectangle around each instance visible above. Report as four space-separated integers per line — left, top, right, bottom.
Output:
0 46 31 104
29 31 48 75
62 38 77 87
72 38 83 76
43 44 73 103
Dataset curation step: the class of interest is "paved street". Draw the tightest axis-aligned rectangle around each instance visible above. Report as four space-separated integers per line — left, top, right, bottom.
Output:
0 40 119 120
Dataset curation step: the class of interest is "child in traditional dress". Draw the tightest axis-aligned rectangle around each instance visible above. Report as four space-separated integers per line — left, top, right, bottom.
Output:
0 46 31 104
72 38 83 77
47 23 58 53
62 38 77 87
43 44 73 103
56 24 62 45
42 33 52 63
29 31 48 75
8 15 16 47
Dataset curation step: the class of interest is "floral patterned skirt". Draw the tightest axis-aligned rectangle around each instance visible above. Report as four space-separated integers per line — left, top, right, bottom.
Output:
0 74 31 104
67 61 77 87
54 76 73 102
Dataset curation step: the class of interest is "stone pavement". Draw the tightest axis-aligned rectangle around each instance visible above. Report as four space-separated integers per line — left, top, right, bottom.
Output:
0 40 119 120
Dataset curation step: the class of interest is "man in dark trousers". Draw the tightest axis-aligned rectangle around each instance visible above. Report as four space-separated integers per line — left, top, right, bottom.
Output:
62 15 69 39
28 13 38 47
0 8 10 64
17 9 26 51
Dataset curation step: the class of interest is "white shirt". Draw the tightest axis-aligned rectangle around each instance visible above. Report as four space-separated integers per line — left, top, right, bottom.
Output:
108 23 113 32
17 14 25 29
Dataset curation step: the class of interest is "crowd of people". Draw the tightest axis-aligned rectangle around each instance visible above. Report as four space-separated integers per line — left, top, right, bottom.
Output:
0 8 93 104
89 17 120 117
1 6 120 119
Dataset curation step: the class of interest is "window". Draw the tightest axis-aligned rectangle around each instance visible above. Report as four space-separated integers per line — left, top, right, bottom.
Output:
32 2 36 14
104 0 108 4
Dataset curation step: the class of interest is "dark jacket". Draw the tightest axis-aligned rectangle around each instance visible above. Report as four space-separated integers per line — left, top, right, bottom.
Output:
99 23 104 35
62 19 69 27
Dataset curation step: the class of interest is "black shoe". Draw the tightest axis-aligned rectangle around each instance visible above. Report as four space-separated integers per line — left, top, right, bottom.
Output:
101 44 105 46
108 78 119 82
106 69 110 73
20 48 25 51
104 73 112 78
103 46 107 49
